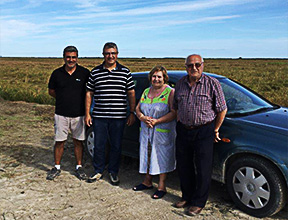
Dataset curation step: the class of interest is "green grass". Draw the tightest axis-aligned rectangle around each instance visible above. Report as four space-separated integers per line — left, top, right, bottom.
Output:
0 57 287 106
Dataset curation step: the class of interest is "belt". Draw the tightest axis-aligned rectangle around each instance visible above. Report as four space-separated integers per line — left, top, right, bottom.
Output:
179 121 214 130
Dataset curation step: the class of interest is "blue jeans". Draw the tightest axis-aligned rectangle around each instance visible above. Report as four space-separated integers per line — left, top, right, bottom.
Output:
92 118 126 174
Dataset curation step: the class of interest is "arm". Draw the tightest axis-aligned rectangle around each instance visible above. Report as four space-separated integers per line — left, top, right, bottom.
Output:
149 89 177 127
126 89 136 126
214 108 227 142
48 89 56 98
85 90 94 127
136 100 153 128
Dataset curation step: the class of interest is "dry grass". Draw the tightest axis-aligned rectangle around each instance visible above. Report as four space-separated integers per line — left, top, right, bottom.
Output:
0 57 287 106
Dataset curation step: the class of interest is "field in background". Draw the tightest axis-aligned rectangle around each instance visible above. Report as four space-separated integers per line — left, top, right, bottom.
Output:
0 57 287 106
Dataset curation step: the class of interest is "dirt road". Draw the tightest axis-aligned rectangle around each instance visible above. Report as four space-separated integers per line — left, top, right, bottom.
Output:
0 99 287 219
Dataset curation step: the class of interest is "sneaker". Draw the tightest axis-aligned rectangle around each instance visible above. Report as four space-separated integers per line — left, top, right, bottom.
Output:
109 173 120 186
46 167 61 180
87 173 103 183
75 167 88 181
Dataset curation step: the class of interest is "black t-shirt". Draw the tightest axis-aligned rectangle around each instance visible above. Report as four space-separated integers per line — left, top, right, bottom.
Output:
48 64 90 117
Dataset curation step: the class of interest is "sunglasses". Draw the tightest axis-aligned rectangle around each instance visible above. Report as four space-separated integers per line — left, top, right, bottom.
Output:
186 62 203 69
65 56 77 59
103 52 118 56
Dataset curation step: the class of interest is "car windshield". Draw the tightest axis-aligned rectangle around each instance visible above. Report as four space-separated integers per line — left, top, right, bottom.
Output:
218 78 277 116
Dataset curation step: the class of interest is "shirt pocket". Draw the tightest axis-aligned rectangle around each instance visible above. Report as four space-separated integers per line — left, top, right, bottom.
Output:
177 93 188 104
195 94 209 106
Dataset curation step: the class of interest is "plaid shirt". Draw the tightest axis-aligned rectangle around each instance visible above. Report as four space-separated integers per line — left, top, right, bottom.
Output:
173 74 227 126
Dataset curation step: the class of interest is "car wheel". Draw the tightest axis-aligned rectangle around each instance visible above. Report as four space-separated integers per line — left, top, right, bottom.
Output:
85 126 110 162
85 127 94 158
226 156 287 217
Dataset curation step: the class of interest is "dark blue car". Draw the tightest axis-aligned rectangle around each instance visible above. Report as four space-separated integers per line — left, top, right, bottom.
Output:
85 71 288 218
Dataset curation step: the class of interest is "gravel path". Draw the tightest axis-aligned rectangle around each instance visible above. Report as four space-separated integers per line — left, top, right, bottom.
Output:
0 99 287 219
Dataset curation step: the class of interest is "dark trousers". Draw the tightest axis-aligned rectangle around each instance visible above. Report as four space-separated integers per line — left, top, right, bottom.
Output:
176 121 214 208
92 118 126 174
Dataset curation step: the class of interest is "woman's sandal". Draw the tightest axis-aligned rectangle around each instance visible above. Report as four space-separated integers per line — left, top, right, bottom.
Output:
152 190 166 199
133 183 153 191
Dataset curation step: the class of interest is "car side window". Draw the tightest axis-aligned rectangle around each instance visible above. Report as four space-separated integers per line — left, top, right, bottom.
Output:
133 77 150 101
168 81 175 88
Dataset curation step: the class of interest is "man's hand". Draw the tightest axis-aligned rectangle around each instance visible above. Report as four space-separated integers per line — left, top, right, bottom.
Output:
126 113 135 126
85 114 92 127
214 131 221 143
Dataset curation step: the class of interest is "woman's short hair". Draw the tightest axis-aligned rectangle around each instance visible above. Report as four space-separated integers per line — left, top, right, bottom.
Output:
148 65 169 83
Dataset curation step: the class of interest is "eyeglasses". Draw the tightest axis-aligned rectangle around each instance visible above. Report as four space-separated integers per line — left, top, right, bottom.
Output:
65 56 77 59
186 62 203 69
103 52 118 56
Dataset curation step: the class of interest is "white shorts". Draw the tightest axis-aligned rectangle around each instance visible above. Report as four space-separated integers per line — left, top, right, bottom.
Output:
54 114 85 142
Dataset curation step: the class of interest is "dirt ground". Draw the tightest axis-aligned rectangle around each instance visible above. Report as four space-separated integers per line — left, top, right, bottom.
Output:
0 98 287 220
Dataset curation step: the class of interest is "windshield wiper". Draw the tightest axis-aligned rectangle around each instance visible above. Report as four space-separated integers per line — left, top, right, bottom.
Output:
226 106 279 117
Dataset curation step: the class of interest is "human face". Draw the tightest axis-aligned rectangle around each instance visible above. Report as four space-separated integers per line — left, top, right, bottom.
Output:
151 71 165 89
64 52 78 69
185 55 204 81
103 47 118 67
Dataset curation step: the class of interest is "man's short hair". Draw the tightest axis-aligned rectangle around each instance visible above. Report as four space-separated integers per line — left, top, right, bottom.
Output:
185 54 204 63
63 46 78 57
103 42 118 53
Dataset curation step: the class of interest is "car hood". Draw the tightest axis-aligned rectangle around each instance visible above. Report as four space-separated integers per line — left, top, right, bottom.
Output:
233 107 288 135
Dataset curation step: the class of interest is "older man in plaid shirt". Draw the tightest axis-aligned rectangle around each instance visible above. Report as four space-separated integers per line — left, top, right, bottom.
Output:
173 54 227 216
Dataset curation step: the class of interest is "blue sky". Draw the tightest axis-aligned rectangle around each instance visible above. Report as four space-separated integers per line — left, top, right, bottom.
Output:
1 0 287 58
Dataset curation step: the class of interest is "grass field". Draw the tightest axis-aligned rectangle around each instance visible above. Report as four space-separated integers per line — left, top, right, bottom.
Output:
0 57 287 106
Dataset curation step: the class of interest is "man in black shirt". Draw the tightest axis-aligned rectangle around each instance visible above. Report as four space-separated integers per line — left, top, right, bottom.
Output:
47 46 90 181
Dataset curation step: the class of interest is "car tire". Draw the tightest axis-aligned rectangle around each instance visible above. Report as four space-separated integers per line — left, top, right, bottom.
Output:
85 127 94 159
226 156 287 218
85 126 110 162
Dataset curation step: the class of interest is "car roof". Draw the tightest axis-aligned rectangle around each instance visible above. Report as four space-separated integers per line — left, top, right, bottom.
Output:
132 70 226 79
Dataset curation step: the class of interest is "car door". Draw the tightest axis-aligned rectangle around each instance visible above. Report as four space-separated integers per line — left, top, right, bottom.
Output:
122 74 150 158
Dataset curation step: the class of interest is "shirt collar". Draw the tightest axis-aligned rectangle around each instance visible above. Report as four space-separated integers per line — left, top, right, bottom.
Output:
101 61 120 71
184 73 204 85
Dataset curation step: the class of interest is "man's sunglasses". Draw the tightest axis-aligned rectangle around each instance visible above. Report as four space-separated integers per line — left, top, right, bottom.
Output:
186 62 203 69
65 56 77 59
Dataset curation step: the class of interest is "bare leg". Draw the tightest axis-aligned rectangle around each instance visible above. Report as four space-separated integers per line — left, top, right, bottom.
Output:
142 173 153 187
158 173 167 191
54 141 65 165
73 138 83 166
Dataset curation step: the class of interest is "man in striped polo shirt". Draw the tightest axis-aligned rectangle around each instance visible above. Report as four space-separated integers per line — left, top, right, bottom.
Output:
85 42 136 185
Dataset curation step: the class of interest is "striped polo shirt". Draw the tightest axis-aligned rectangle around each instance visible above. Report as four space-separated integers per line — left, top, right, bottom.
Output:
86 61 135 118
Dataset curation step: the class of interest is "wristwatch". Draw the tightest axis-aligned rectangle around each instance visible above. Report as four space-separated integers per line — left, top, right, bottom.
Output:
130 111 136 116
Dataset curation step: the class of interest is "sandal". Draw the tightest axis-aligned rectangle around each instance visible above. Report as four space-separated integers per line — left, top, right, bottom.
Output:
152 190 166 199
133 183 153 191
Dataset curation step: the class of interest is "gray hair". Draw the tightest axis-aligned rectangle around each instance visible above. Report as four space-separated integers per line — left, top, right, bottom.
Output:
185 54 204 63
63 46 78 57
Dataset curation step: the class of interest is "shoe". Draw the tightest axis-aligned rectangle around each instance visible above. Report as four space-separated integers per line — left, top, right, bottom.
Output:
174 200 189 208
133 183 153 191
75 167 88 181
109 173 120 186
87 173 103 183
152 190 166 199
186 206 203 216
46 167 61 180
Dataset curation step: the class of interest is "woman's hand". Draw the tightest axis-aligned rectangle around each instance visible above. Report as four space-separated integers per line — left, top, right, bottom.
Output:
148 118 159 127
142 116 153 128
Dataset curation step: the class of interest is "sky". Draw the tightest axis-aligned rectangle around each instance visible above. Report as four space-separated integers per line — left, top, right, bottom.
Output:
0 0 287 58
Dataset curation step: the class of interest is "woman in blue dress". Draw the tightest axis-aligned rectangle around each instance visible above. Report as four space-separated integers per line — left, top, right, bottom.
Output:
133 65 176 199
